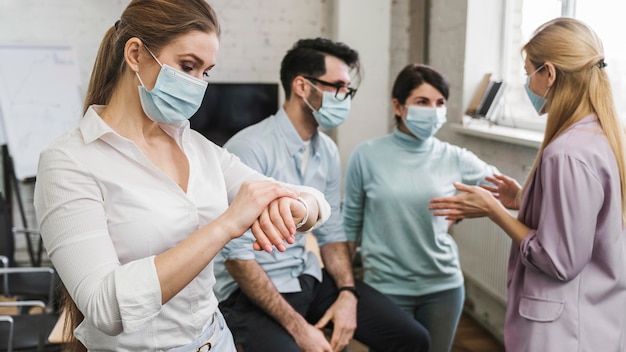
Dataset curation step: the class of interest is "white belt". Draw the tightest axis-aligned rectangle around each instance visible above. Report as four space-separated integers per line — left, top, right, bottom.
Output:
167 312 221 352
195 323 219 352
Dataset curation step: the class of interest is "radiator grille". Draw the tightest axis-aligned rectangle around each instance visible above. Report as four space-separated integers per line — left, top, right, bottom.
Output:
452 218 511 303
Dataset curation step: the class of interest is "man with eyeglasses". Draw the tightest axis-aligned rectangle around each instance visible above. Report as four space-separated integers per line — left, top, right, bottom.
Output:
214 38 430 352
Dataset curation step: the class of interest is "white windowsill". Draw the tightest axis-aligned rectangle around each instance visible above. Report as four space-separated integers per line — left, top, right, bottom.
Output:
451 117 543 149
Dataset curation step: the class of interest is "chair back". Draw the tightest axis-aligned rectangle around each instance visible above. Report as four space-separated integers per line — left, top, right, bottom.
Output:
0 193 15 267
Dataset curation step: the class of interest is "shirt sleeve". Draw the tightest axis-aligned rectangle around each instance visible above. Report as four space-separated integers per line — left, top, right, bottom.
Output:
313 145 345 246
342 148 366 243
518 153 602 281
457 147 499 186
34 148 161 335
219 140 269 204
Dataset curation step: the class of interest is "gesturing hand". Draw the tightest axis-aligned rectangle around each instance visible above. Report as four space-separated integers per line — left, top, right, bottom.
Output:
481 174 522 210
429 182 502 221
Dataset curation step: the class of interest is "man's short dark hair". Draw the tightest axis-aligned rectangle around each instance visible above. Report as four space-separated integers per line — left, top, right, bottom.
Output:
279 38 361 99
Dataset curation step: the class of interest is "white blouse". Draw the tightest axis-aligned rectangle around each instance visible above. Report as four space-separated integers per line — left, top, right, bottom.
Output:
33 105 330 351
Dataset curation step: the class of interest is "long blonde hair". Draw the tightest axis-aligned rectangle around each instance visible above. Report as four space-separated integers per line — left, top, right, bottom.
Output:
522 17 626 222
65 1 220 351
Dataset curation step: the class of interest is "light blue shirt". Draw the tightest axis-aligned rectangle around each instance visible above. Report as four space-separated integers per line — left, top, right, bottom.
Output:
213 108 345 301
343 127 498 296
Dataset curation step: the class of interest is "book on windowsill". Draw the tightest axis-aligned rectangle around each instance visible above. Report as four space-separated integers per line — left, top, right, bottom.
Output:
466 74 506 121
465 73 492 117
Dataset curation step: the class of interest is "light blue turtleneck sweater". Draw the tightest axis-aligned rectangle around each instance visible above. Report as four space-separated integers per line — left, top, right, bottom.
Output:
343 127 498 296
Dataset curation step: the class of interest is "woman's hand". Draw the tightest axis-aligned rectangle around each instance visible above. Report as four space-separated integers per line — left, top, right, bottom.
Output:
223 181 299 252
481 174 522 210
251 196 308 252
429 182 503 221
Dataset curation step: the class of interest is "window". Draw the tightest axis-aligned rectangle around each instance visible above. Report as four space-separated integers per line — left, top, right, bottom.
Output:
496 0 625 131
575 0 626 121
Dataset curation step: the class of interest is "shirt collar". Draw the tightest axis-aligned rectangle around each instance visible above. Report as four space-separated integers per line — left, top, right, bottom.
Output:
80 105 189 144
275 107 319 157
392 126 434 152
575 113 598 126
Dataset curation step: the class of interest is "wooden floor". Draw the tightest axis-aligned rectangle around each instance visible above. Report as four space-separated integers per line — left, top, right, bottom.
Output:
450 313 504 352
348 312 504 352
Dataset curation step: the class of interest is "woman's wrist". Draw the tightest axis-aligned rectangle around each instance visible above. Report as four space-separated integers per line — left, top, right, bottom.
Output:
295 197 309 230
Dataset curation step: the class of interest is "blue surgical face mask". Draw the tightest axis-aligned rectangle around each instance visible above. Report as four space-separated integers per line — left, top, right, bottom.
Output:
404 105 447 140
524 64 550 115
303 81 351 130
136 47 208 124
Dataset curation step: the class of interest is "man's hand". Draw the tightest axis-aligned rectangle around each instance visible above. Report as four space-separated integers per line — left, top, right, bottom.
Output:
314 291 358 351
291 323 334 352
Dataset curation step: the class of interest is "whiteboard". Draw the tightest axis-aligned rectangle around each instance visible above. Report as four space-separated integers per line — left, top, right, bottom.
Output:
0 45 82 180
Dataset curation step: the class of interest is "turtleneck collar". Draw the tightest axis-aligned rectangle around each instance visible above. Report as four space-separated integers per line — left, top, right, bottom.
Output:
392 126 434 152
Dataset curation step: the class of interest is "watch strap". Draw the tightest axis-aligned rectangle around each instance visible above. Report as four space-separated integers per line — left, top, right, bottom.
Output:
337 286 360 299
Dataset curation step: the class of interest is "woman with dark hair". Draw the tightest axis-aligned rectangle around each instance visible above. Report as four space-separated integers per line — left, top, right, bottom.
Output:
343 63 498 352
33 0 330 350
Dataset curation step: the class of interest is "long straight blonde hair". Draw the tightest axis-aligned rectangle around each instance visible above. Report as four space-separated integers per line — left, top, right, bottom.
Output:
522 17 626 222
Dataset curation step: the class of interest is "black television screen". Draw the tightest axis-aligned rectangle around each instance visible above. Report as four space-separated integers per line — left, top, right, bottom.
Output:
190 82 280 146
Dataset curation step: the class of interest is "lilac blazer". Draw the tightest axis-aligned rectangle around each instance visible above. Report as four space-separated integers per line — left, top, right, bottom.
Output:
506 115 626 351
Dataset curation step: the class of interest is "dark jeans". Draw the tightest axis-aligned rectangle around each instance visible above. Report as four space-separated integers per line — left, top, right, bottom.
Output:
219 270 430 352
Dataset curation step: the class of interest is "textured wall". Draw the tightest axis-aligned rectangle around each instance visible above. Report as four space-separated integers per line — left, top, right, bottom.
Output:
207 0 332 85
0 0 131 98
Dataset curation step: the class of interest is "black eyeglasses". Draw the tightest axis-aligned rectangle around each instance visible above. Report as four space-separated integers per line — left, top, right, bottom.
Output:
304 76 357 101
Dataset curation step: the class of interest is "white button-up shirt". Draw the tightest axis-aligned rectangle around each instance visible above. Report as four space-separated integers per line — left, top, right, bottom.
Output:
34 105 330 351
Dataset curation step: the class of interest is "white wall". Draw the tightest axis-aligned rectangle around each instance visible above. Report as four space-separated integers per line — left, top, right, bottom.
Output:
332 0 392 173
0 0 333 98
430 0 537 186
0 0 131 98
207 0 332 87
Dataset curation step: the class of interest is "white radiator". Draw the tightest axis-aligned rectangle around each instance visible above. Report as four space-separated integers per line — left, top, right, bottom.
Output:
453 217 511 303
452 217 511 342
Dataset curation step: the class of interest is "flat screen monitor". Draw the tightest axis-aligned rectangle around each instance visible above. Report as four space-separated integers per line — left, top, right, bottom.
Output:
190 82 280 146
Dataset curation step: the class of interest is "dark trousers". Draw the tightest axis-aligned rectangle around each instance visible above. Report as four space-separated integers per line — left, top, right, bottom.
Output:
219 270 430 352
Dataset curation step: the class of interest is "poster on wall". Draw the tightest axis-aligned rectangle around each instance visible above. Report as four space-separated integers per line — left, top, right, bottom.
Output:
0 45 82 181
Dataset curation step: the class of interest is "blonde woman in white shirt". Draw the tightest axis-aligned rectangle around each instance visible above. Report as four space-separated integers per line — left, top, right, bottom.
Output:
33 1 330 351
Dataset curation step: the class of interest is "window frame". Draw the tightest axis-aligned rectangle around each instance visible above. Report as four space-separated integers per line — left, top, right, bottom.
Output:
493 0 575 132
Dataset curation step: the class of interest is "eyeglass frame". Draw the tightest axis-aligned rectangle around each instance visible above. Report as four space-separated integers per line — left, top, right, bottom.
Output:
303 76 357 101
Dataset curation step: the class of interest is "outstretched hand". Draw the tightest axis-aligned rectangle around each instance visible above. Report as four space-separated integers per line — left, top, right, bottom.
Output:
429 182 502 221
481 174 522 210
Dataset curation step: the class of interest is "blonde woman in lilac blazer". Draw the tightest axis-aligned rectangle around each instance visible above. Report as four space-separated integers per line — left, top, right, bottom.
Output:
429 18 626 352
